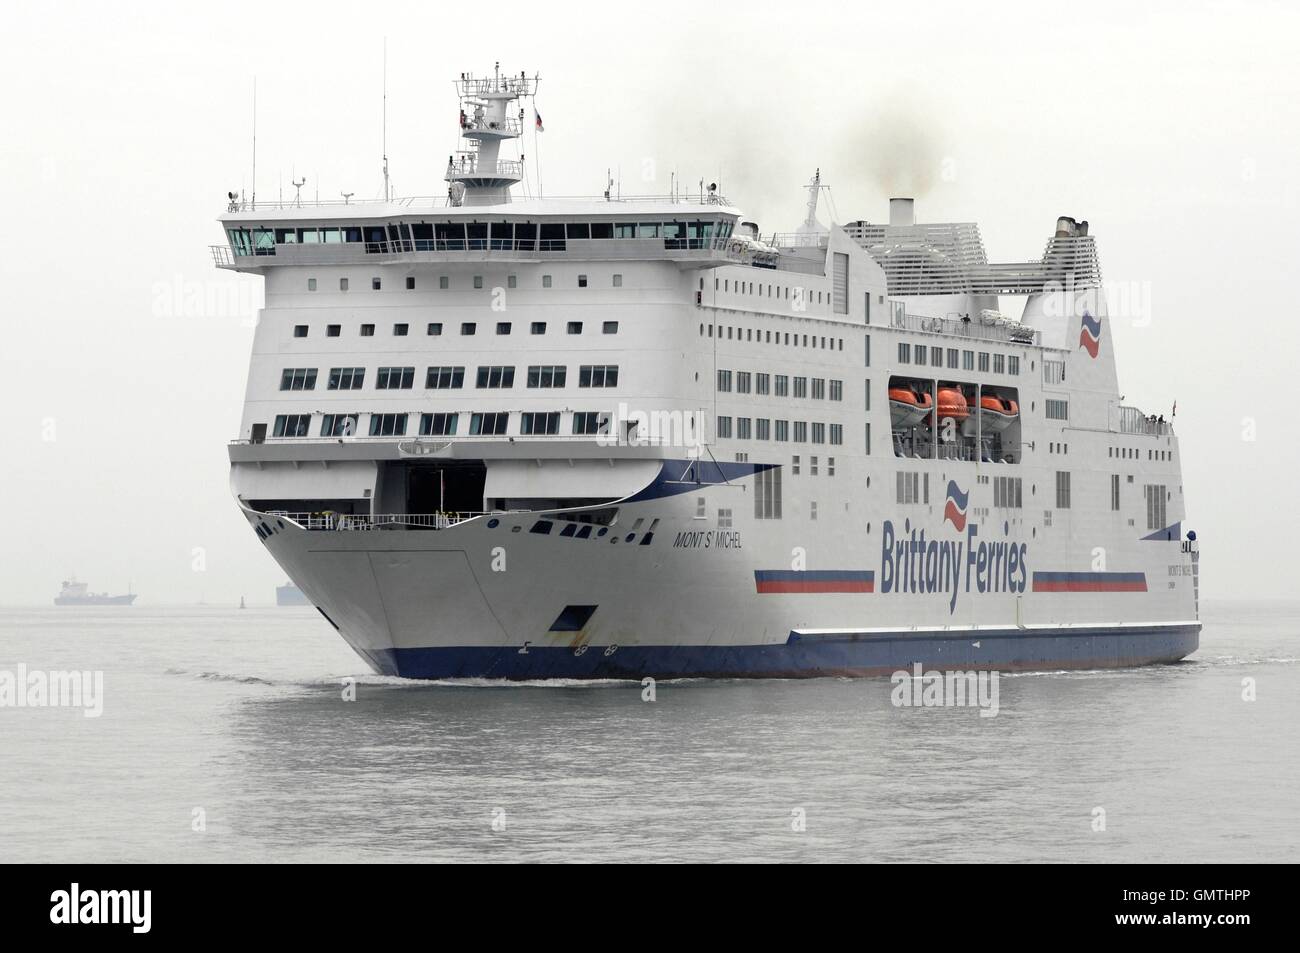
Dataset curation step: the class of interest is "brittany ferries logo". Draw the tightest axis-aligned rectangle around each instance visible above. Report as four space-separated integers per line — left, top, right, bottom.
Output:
1078 311 1102 358
942 480 969 531
880 481 1028 614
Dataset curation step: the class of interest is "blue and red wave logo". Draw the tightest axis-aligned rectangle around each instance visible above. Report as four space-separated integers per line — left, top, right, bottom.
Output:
1079 311 1102 358
943 480 969 531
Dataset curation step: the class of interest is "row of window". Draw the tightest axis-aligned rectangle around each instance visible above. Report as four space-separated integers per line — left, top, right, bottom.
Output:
713 276 830 307
292 319 618 339
1110 446 1174 462
897 342 1021 376
716 417 844 445
283 364 620 392
274 410 611 439
717 370 844 400
233 219 730 255
894 471 1166 526
304 272 629 292
703 323 845 351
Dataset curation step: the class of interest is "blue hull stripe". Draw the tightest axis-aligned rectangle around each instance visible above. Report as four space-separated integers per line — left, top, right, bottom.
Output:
371 623 1200 680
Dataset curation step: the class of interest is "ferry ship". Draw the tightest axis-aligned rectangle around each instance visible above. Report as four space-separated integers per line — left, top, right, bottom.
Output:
216 66 1199 678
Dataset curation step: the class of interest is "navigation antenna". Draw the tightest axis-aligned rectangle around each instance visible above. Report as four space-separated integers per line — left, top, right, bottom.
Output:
797 169 831 237
382 39 390 202
250 77 257 211
292 176 307 207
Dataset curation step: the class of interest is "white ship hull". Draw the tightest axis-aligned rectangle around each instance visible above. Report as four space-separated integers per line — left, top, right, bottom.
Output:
241 454 1199 679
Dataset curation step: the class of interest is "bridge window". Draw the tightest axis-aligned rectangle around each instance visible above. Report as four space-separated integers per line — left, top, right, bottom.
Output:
419 413 459 436
520 412 561 435
476 366 515 389
328 367 365 390
527 365 567 388
579 365 619 388
425 366 465 389
469 412 509 436
369 413 408 437
321 414 358 437
376 367 415 390
273 414 312 437
279 368 317 391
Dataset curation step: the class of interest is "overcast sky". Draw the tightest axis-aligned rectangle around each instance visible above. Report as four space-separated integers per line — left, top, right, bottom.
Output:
1 0 1296 604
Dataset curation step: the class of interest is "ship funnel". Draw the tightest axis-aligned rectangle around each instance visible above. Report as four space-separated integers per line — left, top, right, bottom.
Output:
889 197 915 227
1055 216 1078 238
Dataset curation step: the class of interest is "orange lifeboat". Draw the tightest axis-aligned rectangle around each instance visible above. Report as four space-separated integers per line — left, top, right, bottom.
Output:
936 386 969 421
978 393 1019 432
889 387 932 427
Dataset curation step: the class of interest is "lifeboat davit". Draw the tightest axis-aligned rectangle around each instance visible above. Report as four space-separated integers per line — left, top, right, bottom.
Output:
935 386 970 421
978 394 1019 432
889 386 932 427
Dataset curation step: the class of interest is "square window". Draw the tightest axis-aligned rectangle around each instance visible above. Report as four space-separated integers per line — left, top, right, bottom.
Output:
372 277 381 290
473 275 483 289
293 325 308 338
602 321 619 334
508 275 517 289
496 322 512 335
578 275 588 287
567 321 582 334
326 324 340 337
612 274 622 287
461 322 476 335
542 275 552 288
393 323 408 336
439 276 449 289
307 278 317 291
339 278 349 291
531 322 546 335
427 322 442 336
405 276 415 290
360 324 374 337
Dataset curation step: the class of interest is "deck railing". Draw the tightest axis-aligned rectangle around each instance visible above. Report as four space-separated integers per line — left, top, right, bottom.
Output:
268 511 495 531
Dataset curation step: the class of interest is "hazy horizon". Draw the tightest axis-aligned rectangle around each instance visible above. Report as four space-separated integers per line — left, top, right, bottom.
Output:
3 0 1297 605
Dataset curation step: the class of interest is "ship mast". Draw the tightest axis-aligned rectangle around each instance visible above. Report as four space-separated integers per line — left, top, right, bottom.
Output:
446 64 536 206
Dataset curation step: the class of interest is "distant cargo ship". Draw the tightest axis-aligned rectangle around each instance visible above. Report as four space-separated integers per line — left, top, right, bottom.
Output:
54 579 136 606
276 582 310 606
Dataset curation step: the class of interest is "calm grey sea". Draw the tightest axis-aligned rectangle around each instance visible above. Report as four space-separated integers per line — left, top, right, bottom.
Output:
0 601 1296 863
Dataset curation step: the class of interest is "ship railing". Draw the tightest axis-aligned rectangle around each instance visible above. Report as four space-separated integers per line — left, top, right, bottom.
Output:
890 311 1040 345
1118 406 1175 436
448 158 525 178
221 191 733 214
267 511 497 531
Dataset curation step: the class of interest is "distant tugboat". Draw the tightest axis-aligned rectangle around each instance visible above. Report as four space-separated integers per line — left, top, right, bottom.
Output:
276 582 309 607
54 579 136 606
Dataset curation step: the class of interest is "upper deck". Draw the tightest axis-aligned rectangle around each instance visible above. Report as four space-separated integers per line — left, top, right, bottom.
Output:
210 192 830 274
